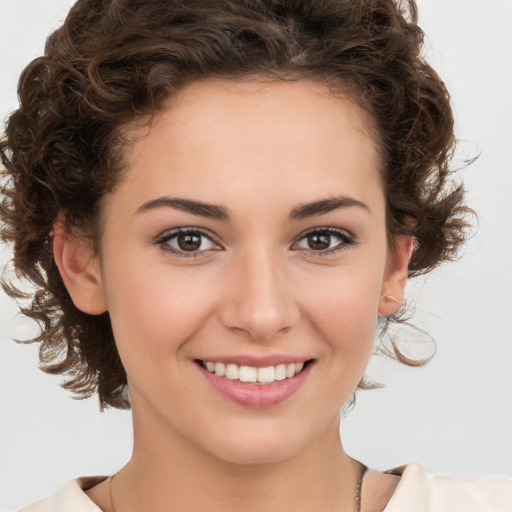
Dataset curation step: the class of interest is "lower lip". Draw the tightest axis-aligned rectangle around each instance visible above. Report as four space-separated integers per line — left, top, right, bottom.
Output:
197 362 313 408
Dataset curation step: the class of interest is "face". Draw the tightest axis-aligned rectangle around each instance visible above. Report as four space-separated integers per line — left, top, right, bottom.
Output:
59 79 410 465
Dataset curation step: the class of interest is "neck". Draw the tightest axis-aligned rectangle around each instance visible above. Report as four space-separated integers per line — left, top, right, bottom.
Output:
113 405 361 512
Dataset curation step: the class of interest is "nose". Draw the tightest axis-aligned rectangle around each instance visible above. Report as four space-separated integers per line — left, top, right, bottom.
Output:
218 246 301 342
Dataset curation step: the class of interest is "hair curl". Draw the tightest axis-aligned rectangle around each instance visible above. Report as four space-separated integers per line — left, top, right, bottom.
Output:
1 0 472 409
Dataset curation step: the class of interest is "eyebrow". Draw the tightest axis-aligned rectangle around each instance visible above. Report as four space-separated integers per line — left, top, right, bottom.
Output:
137 197 230 220
289 196 370 220
136 195 370 220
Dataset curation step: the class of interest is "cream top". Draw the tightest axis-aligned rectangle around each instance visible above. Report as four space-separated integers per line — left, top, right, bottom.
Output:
19 463 512 512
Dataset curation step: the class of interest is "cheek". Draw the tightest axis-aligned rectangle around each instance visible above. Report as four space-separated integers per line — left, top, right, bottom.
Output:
301 260 384 358
103 261 218 369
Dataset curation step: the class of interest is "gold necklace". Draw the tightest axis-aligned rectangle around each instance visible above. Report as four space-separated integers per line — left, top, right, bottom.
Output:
355 462 368 512
109 463 368 512
109 472 116 512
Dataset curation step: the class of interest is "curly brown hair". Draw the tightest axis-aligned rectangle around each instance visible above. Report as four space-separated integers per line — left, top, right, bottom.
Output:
1 0 471 409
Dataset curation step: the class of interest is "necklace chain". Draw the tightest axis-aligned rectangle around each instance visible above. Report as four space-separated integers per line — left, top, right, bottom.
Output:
109 462 368 512
356 462 368 512
109 472 116 512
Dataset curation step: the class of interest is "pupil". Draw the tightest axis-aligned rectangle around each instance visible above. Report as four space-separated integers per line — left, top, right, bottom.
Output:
309 234 330 250
178 233 201 251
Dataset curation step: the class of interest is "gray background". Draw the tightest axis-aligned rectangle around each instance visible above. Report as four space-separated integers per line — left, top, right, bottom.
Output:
1 0 511 510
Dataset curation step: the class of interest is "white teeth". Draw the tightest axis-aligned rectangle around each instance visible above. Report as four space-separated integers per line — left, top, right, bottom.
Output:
202 360 308 384
239 366 258 383
257 366 275 383
274 364 287 381
214 362 226 377
225 364 239 380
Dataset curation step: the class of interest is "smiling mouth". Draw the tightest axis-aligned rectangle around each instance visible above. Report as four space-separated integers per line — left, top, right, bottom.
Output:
196 359 314 384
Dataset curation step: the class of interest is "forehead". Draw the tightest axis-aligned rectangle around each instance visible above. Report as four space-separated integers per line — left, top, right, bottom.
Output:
112 78 384 221
148 78 379 164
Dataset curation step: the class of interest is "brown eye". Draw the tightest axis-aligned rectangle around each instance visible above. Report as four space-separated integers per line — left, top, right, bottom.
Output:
177 233 202 251
307 233 331 250
294 228 354 255
156 228 219 257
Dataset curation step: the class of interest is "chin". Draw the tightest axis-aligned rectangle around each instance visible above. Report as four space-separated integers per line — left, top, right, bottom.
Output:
197 420 324 466
211 440 303 466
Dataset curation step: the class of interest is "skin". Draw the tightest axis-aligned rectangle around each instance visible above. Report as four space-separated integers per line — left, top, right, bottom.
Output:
55 78 411 511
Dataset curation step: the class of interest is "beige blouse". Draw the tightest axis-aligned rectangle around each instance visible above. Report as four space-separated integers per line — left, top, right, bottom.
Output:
19 463 512 512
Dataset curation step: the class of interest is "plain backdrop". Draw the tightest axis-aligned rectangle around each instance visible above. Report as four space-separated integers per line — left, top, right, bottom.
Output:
1 0 511 510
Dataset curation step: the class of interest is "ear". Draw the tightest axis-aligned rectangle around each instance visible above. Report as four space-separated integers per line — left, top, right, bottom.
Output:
52 220 107 315
378 236 414 316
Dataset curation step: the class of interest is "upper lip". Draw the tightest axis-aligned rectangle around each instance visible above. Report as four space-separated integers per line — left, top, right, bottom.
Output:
195 355 313 367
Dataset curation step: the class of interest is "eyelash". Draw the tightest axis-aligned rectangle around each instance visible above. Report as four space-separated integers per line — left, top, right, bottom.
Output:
293 227 355 256
154 227 356 259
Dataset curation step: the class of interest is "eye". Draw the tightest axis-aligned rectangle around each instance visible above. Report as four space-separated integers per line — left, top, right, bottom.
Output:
155 228 221 258
293 227 355 255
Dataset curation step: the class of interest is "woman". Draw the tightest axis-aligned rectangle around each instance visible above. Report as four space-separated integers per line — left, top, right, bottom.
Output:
1 0 511 510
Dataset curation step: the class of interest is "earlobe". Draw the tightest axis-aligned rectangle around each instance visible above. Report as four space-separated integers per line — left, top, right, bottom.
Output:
378 236 414 316
52 220 107 315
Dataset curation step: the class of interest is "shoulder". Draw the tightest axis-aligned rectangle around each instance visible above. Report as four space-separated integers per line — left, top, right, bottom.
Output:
19 476 105 512
383 462 512 512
